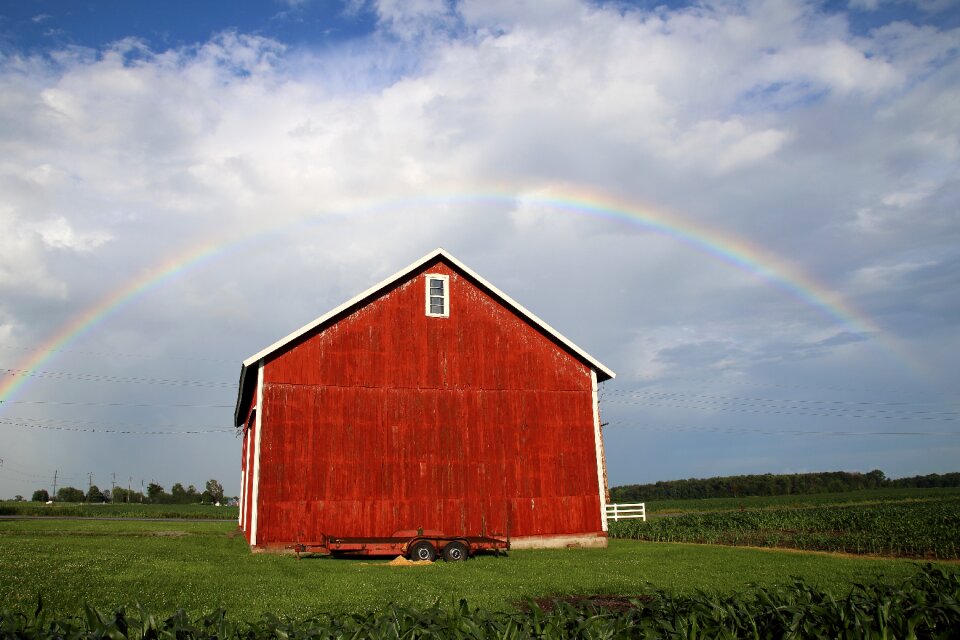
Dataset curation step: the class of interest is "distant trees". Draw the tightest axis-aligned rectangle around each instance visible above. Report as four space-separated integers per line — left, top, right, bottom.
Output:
29 478 226 504
610 470 960 502
889 472 960 488
56 487 85 502
111 486 145 503
120 479 225 504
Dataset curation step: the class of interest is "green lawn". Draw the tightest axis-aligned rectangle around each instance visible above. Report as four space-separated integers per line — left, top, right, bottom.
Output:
0 518 950 621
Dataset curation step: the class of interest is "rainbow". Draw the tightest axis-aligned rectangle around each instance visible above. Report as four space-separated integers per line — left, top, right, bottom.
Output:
0 184 927 407
0 240 225 406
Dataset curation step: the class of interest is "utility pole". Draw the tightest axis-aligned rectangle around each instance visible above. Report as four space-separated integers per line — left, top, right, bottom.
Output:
52 470 58 501
140 479 144 503
111 472 116 504
87 472 93 502
127 476 132 503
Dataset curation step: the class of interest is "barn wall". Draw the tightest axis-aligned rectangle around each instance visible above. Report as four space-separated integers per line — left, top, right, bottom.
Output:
253 260 604 545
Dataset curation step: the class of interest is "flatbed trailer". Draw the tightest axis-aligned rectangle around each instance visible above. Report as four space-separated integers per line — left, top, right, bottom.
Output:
290 529 510 561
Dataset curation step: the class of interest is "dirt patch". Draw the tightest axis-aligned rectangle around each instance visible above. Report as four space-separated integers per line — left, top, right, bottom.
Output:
385 555 434 567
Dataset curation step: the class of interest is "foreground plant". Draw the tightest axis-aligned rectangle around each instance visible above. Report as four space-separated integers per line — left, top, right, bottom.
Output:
1 565 957 639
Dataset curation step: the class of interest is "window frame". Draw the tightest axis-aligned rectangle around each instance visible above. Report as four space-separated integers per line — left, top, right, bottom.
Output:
424 273 450 318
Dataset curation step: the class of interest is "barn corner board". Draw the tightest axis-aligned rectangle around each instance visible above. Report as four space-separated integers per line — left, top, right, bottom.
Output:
235 248 616 551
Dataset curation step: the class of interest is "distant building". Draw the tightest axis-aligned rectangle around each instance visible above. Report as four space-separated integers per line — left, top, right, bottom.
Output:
234 248 615 550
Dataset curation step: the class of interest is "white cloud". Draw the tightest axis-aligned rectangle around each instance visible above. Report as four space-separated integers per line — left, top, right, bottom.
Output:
851 260 937 290
0 208 67 297
31 217 112 252
669 119 791 173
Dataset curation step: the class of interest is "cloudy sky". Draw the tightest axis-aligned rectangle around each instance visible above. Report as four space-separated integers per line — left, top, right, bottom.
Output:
0 0 957 499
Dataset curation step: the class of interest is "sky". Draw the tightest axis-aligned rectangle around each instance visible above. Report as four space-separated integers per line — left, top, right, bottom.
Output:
0 0 958 500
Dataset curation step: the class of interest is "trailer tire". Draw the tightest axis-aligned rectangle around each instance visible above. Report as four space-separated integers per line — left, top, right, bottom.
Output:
442 541 468 562
409 540 436 562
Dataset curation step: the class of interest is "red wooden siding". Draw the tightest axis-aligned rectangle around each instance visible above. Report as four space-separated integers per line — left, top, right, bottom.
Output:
248 259 604 545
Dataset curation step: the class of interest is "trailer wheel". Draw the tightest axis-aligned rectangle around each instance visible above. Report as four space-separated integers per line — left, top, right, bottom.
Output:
442 541 468 562
409 540 436 562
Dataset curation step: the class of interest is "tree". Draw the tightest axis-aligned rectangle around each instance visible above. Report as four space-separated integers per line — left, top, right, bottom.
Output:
205 479 224 504
57 486 85 502
14 495 24 502
147 482 168 503
865 469 886 488
87 485 104 503
171 483 187 503
32 489 49 502
113 487 145 503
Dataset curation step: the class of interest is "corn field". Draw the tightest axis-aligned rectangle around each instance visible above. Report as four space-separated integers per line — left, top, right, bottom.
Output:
1 565 957 639
609 498 960 559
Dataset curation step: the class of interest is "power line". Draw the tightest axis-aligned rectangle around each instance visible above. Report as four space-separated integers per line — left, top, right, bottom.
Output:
603 398 957 421
605 375 944 401
0 367 234 388
604 392 958 415
0 344 234 364
605 388 955 411
0 400 232 408
1 414 235 431
0 418 234 436
0 461 86 481
604 421 960 437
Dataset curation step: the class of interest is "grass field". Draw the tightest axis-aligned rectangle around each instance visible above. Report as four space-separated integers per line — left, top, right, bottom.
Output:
643 486 960 515
0 501 239 520
0 518 953 621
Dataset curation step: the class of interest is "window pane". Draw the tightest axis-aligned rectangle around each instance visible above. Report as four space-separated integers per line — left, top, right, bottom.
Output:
426 275 447 316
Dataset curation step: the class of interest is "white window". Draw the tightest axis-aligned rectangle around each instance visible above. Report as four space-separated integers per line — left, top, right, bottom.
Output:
425 273 449 317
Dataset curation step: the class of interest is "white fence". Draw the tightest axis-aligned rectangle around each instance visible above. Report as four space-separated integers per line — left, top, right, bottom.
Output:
605 502 646 522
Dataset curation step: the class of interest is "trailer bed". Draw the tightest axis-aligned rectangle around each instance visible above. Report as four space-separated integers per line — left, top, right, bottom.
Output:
290 529 509 561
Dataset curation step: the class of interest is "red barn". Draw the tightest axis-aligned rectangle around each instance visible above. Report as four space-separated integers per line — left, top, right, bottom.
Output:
234 248 615 551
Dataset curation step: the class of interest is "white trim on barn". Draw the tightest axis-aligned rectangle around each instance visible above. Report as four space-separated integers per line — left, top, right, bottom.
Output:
250 360 265 546
591 369 609 533
239 467 245 528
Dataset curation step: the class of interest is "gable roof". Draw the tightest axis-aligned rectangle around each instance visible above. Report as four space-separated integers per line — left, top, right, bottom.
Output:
234 248 615 426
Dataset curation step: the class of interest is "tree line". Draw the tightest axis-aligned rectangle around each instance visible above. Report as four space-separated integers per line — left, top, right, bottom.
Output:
28 478 228 505
610 470 960 502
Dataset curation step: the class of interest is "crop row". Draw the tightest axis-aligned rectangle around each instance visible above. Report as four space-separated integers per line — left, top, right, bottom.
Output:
609 498 960 558
0 501 238 520
2 565 957 639
645 486 960 515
